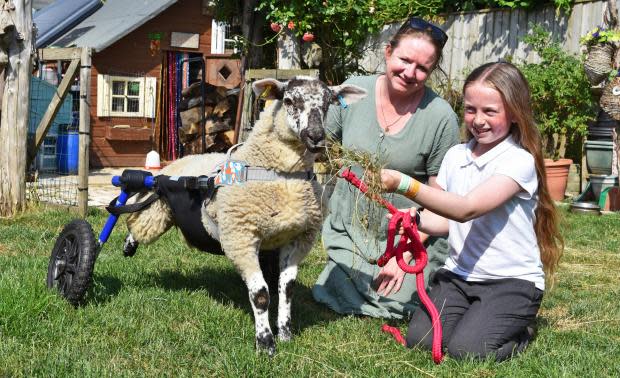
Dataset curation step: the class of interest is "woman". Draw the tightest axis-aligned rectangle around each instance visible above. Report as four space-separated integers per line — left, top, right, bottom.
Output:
312 17 461 319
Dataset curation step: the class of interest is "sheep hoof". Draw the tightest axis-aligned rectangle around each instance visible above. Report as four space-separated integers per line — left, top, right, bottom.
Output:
256 333 276 357
123 234 139 257
277 329 292 342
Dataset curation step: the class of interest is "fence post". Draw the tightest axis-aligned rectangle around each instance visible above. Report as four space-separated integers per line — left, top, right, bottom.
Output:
0 0 33 217
78 47 92 217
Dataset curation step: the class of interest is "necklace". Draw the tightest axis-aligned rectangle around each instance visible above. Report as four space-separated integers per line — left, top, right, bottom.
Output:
379 77 411 133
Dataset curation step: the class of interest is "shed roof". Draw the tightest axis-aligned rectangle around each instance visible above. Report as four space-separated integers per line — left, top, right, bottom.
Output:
47 0 178 52
34 0 103 48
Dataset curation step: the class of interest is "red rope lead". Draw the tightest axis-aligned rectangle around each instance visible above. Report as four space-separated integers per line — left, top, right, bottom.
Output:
340 169 444 364
381 324 406 346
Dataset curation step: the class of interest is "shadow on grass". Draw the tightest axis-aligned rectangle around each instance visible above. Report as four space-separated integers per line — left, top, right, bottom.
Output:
87 274 124 305
149 265 343 333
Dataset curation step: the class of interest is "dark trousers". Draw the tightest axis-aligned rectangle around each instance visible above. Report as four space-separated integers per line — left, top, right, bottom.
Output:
406 269 543 361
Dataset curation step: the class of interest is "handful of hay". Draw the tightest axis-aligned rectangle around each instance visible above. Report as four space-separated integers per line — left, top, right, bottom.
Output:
323 138 387 199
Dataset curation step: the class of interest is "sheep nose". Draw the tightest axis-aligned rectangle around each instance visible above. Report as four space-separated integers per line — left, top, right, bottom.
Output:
309 128 325 144
301 127 325 144
304 108 326 143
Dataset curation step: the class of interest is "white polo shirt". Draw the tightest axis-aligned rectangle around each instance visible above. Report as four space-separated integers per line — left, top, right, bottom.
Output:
436 135 545 290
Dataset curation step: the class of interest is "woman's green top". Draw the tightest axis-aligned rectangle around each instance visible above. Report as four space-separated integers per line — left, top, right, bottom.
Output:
312 75 460 319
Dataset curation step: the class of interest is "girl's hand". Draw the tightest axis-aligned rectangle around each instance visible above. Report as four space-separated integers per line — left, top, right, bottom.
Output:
386 208 419 235
380 169 402 192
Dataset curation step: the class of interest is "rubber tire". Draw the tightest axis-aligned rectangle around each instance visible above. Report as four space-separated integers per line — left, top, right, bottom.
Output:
47 219 98 306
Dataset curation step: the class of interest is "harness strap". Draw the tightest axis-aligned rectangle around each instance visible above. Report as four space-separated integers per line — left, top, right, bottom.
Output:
106 193 160 216
246 167 315 182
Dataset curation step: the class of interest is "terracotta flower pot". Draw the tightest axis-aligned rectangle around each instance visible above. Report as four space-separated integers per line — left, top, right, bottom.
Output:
545 158 573 201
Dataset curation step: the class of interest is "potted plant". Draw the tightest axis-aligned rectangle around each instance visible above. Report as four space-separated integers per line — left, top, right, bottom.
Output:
580 26 620 86
519 25 596 200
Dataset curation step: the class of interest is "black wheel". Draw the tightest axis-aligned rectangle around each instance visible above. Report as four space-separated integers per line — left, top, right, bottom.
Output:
47 219 98 306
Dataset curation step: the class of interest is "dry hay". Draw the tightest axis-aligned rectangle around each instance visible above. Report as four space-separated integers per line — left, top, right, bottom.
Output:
322 138 386 201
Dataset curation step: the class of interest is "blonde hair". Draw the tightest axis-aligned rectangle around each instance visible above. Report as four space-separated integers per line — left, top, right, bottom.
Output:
463 62 563 280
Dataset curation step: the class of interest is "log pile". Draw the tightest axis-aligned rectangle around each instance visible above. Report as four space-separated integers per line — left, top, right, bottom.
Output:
178 81 239 155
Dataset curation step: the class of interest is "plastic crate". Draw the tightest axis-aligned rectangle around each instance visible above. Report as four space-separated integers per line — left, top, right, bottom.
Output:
35 136 57 171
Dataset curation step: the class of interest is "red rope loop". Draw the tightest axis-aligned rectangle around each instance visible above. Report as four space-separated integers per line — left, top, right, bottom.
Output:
340 168 444 364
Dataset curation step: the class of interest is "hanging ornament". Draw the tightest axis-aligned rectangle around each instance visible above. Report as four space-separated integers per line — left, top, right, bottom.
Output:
148 32 162 57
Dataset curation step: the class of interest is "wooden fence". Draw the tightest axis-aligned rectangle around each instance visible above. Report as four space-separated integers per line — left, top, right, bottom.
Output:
360 0 612 82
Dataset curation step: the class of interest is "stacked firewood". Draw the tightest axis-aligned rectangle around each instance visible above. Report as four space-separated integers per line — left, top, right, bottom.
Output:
178 81 239 155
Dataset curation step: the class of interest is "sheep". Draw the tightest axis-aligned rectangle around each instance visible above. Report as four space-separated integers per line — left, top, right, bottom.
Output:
122 76 367 355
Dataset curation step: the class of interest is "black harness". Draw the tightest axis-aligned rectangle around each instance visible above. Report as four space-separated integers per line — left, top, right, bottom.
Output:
106 171 223 254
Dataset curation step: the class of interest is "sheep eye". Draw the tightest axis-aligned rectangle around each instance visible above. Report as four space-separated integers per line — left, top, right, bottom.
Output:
283 98 293 107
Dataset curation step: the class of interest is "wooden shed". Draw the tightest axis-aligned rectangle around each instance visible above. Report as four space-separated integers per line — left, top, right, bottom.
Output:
39 0 241 167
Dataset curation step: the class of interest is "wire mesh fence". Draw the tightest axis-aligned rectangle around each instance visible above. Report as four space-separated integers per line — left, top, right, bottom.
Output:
26 66 82 207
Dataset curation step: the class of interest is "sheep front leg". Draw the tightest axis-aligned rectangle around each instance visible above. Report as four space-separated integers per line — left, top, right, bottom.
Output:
246 269 276 356
276 236 315 342
221 233 276 355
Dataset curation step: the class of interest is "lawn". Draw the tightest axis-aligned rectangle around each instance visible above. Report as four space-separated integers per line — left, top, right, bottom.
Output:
0 205 619 377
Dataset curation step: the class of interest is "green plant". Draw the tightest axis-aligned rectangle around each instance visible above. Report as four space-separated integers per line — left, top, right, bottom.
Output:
210 1 575 84
519 25 595 160
580 26 620 47
255 0 447 84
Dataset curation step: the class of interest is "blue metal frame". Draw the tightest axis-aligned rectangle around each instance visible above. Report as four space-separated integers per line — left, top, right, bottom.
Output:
97 174 156 245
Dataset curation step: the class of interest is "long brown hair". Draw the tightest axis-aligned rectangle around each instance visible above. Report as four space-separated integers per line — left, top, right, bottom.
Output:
463 62 563 280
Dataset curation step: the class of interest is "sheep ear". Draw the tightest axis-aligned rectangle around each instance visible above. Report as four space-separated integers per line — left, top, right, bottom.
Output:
329 84 367 107
252 78 286 100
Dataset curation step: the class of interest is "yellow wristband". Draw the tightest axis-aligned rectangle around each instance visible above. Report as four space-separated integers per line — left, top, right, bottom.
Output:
406 179 421 198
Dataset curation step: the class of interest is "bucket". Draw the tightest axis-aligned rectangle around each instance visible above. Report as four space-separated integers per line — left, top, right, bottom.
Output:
589 174 619 202
145 150 161 170
42 67 59 86
585 140 614 175
57 132 79 174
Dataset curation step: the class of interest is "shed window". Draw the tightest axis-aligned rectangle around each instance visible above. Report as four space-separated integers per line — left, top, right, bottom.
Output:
211 19 241 54
97 75 156 118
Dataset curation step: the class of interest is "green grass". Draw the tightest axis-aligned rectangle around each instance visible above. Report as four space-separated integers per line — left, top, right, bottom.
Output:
1 205 619 377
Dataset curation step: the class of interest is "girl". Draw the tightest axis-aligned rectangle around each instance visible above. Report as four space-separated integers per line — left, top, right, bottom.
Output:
380 61 563 361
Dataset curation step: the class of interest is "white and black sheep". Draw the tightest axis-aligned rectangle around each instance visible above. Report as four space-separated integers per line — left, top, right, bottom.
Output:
123 76 366 355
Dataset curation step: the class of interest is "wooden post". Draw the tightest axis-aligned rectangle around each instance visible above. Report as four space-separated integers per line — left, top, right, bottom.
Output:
78 48 92 216
0 0 33 217
277 28 300 69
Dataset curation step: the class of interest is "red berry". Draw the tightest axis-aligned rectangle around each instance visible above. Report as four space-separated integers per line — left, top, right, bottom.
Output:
302 32 314 42
287 21 295 30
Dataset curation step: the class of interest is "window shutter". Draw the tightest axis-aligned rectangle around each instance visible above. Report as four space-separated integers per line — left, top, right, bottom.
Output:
96 74 110 117
211 19 226 54
144 77 157 118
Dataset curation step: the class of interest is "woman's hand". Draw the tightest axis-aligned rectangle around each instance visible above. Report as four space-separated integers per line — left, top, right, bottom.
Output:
374 253 411 297
380 169 402 193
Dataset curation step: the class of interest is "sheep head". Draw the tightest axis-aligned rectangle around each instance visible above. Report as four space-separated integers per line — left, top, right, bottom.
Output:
252 76 367 153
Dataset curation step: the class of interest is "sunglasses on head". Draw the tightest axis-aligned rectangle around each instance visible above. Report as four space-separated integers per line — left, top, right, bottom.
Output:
403 17 448 48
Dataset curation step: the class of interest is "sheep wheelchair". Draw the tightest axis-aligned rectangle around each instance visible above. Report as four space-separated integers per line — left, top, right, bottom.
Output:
46 168 227 305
